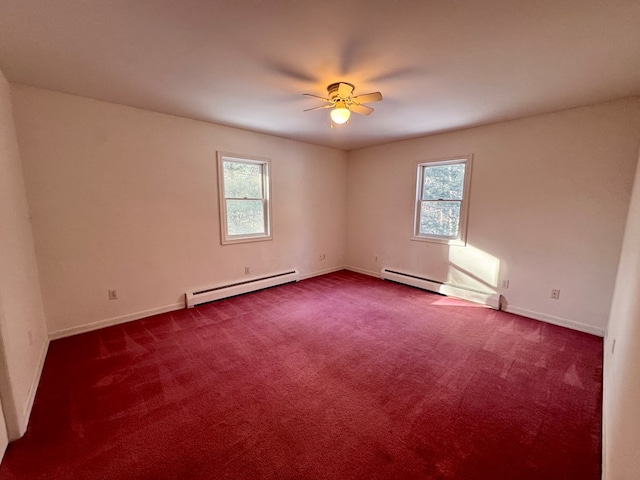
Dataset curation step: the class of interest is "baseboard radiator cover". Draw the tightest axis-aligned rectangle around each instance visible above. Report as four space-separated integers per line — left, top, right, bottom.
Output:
185 269 299 308
380 268 501 309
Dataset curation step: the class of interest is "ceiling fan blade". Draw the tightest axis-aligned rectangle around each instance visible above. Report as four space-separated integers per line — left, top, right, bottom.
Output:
350 104 374 116
303 93 331 102
304 104 333 112
352 92 382 104
338 82 354 98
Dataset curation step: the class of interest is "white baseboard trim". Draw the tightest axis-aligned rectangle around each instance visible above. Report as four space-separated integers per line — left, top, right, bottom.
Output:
18 337 50 437
345 265 604 337
602 349 609 477
502 305 605 337
48 273 603 341
344 265 381 278
48 303 184 340
299 265 347 281
50 268 347 340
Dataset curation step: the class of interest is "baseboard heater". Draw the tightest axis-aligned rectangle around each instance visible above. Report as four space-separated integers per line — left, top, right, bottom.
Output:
185 269 299 308
380 268 501 309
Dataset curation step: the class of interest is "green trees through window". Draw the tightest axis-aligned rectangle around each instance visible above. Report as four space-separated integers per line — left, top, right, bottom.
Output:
223 161 265 235
414 157 472 245
217 153 271 244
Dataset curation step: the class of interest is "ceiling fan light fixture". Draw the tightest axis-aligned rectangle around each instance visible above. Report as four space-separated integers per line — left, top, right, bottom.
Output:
330 103 350 124
303 82 381 127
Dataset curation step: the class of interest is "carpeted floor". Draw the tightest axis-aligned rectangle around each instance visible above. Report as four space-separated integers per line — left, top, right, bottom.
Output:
0 270 603 479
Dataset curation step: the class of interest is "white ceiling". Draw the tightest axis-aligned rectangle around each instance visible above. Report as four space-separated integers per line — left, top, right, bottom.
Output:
1 0 639 151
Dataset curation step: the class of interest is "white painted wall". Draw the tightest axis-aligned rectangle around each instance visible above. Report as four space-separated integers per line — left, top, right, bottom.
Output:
346 99 640 334
0 71 48 439
603 146 640 479
9 82 640 466
11 86 348 337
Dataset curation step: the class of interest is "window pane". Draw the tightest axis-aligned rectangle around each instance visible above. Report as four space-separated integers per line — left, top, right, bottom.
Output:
226 199 265 235
422 164 465 201
223 161 263 199
419 201 461 237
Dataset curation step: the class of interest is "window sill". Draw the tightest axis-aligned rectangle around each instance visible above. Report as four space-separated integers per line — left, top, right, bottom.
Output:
411 235 467 247
221 234 273 246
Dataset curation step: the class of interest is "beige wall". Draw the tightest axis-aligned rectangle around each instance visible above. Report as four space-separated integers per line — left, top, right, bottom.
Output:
11 86 348 337
347 99 640 334
0 72 48 438
603 147 640 479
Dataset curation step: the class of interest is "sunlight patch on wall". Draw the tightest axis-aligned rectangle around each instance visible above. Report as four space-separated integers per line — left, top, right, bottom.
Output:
448 244 500 292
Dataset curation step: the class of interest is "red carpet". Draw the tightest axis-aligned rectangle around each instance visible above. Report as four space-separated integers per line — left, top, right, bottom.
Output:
0 271 602 479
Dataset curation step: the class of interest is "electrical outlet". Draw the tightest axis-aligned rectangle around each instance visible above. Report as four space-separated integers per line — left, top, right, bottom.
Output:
244 266 250 274
108 289 118 300
28 330 33 347
551 288 560 299
611 339 616 355
319 253 326 260
501 279 509 289
375 255 379 262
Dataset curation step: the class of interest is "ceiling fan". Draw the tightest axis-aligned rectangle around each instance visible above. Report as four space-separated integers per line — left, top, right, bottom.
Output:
303 82 383 127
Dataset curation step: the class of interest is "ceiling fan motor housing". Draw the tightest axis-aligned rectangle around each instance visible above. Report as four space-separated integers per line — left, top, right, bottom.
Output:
327 82 354 101
302 82 380 119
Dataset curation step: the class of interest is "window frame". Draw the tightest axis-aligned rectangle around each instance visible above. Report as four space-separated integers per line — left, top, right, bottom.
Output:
412 155 473 246
217 151 272 245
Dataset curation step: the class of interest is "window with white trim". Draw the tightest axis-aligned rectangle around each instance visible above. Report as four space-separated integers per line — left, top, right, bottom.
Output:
413 156 472 245
217 152 272 245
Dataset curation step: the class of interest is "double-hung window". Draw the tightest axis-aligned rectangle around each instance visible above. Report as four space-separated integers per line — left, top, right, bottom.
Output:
217 152 272 245
413 155 472 245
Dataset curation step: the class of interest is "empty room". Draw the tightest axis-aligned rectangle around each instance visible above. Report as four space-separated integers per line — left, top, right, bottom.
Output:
0 1 639 479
